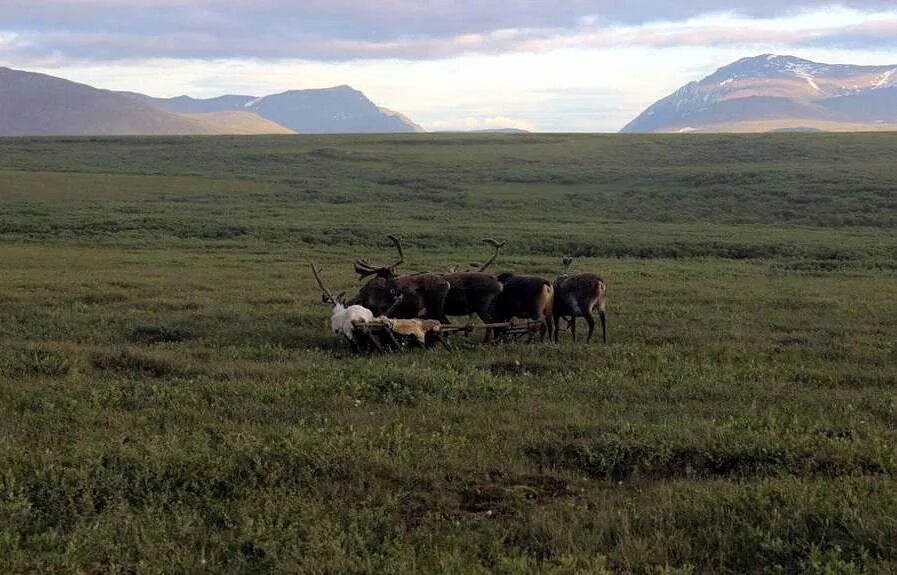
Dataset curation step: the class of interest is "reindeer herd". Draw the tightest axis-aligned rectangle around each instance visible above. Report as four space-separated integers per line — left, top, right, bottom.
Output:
311 236 607 350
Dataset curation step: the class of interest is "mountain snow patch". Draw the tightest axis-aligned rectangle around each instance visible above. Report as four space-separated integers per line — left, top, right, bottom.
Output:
875 69 897 89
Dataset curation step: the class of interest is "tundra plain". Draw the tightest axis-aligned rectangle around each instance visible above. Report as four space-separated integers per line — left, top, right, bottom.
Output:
1 134 896 573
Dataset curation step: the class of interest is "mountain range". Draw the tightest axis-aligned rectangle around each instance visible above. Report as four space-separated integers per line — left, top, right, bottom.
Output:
622 54 897 133
5 56 897 136
124 88 423 134
0 67 422 136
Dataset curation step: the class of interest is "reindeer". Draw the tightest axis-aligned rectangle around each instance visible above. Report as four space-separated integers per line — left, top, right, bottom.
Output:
436 238 506 339
552 257 608 344
350 235 451 319
378 317 446 348
349 236 502 329
310 262 374 345
470 240 555 341
493 273 555 341
439 238 506 339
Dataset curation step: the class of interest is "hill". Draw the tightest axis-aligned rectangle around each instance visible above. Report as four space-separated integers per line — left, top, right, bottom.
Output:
180 112 294 135
0 67 290 136
127 86 424 133
622 54 897 133
1 67 423 135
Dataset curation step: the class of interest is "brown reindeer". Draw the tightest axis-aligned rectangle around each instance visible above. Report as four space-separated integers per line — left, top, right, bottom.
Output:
552 258 608 344
493 273 555 341
349 235 451 319
474 239 554 340
349 236 502 327
442 239 505 324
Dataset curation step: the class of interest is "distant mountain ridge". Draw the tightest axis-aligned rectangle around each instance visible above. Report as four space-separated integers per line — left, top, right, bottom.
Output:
0 67 292 136
124 86 424 134
622 54 897 133
0 66 423 136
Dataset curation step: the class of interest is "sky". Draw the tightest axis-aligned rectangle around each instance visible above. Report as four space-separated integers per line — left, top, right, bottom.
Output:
1 1 896 132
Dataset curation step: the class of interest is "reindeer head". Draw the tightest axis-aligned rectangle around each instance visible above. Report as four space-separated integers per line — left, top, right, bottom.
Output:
349 235 407 315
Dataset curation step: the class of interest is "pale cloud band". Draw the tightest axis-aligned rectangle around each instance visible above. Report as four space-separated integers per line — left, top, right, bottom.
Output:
431 116 537 132
1 1 896 63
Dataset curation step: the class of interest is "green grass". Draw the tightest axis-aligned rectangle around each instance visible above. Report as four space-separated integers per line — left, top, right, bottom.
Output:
1 134 896 573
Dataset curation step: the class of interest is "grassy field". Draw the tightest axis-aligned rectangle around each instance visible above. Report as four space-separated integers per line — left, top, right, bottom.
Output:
1 134 896 573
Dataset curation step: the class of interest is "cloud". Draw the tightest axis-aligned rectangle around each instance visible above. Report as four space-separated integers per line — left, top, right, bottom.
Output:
2 1 897 63
3 2 895 31
427 116 535 131
804 18 897 48
0 32 28 52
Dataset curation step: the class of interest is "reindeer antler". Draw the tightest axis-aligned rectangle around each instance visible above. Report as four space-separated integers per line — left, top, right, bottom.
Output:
386 234 404 269
477 238 506 272
310 261 338 305
354 235 405 280
353 259 383 279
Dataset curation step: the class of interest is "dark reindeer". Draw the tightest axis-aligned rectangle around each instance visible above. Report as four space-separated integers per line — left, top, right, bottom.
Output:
442 238 504 325
493 272 555 341
552 257 608 344
349 235 451 319
473 239 555 341
349 236 502 327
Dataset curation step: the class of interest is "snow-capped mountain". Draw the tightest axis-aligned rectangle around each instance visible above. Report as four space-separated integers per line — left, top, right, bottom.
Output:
622 54 897 133
128 86 424 134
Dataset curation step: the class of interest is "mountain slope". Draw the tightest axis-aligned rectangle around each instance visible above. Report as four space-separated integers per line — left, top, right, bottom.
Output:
180 112 294 135
0 67 290 136
130 87 424 133
120 92 255 114
622 55 897 133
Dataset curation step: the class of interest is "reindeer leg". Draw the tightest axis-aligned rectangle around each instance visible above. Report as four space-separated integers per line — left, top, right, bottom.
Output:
426 331 448 350
367 331 384 354
477 306 497 343
585 312 596 343
530 304 545 343
541 314 553 343
438 333 453 351
384 328 402 351
524 317 539 343
427 292 449 325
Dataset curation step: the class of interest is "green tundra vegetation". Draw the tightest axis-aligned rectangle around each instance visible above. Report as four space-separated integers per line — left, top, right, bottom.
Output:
1 134 896 573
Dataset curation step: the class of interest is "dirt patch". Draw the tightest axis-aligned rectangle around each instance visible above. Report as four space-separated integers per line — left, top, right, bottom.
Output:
459 474 575 515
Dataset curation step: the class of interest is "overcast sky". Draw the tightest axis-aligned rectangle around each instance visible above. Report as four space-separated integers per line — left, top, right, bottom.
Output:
2 1 896 131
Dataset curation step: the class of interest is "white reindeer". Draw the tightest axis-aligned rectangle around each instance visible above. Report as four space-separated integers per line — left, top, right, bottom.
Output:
330 302 374 340
311 263 374 343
